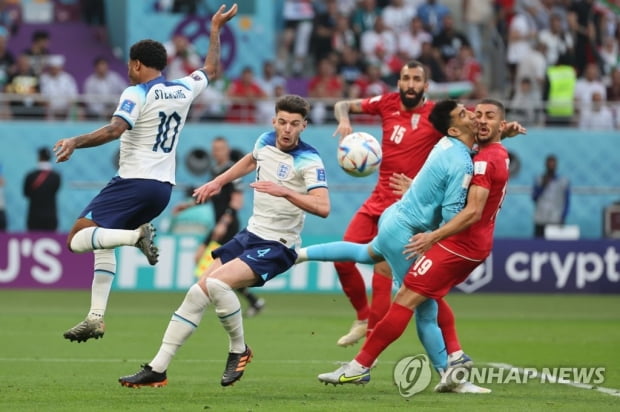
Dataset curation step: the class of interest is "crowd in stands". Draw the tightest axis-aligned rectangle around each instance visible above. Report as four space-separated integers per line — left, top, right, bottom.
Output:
1 0 619 128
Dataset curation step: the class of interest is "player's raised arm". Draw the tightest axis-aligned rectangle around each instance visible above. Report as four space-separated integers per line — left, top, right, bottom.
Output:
203 3 238 79
333 99 364 138
193 152 255 204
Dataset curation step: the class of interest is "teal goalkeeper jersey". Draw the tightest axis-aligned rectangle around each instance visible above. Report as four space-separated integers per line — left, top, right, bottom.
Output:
371 136 474 283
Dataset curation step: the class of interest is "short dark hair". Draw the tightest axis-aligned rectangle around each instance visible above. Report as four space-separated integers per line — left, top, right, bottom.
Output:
129 39 167 71
275 95 310 119
429 99 459 135
478 98 506 119
32 30 49 42
404 60 427 81
38 147 51 161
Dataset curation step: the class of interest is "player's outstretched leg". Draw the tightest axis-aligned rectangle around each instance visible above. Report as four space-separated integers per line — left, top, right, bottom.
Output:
63 317 105 343
135 223 159 265
119 364 168 388
317 360 370 385
221 345 253 386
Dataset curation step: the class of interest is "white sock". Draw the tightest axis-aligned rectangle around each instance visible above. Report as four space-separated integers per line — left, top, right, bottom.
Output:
350 359 368 372
448 350 465 363
87 249 116 319
295 248 308 263
149 284 210 373
70 226 140 253
206 277 245 353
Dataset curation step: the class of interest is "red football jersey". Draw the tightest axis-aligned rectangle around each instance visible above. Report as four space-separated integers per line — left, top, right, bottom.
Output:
440 142 509 260
360 93 442 215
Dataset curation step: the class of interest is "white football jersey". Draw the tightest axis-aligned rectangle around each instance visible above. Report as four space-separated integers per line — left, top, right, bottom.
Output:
113 70 209 184
247 131 328 249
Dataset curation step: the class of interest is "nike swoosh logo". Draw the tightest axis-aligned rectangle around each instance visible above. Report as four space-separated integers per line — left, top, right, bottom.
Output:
246 255 257 261
338 373 367 383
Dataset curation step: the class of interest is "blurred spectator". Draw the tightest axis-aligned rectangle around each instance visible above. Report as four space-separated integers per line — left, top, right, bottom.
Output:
331 8 357 54
574 62 606 106
348 62 391 98
432 14 469 65
257 83 286 124
308 57 344 123
39 55 79 120
445 44 482 84
256 60 286 98
0 26 15 90
509 77 544 126
5 52 43 118
506 1 538 86
350 0 381 38
23 147 61 232
598 35 618 78
311 0 340 63
538 12 574 66
277 0 315 76
381 0 417 33
256 60 287 124
337 45 365 92
195 61 230 121
83 56 127 119
23 29 50 76
532 154 570 238
397 16 432 61
169 186 215 235
416 0 451 36
360 15 399 79
578 91 615 130
418 40 446 82
567 0 598 77
226 65 267 123
164 33 201 80
0 162 5 231
607 66 620 101
0 0 21 36
514 40 547 99
462 0 495 62
543 55 577 125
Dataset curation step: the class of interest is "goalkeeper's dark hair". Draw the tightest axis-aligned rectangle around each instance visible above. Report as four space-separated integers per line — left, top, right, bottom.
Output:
429 99 459 135
130 39 167 71
275 94 310 119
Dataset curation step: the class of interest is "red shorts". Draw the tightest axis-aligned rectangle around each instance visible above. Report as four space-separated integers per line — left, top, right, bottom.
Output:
403 244 483 300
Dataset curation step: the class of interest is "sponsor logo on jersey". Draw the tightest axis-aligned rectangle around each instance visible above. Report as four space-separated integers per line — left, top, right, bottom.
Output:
474 160 488 175
316 168 326 182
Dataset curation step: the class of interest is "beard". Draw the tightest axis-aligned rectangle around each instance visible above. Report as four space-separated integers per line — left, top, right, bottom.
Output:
399 89 424 108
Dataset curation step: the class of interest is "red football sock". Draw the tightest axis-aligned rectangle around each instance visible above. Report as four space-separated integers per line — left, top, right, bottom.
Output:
437 298 461 354
335 261 369 320
367 273 392 336
356 302 413 368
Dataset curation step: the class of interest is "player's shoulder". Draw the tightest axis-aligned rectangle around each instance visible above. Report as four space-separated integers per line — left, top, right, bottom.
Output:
255 131 276 148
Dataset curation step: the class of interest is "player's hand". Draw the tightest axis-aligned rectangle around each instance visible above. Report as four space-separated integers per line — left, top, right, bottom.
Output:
53 138 76 163
503 121 527 138
389 173 412 196
404 232 435 259
193 181 222 204
333 123 353 140
211 4 238 30
250 181 289 197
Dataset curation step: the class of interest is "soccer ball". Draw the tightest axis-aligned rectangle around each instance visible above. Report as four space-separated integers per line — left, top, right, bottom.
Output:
337 132 382 177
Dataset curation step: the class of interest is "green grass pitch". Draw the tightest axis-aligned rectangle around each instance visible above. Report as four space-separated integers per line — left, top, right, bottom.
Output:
0 290 618 411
